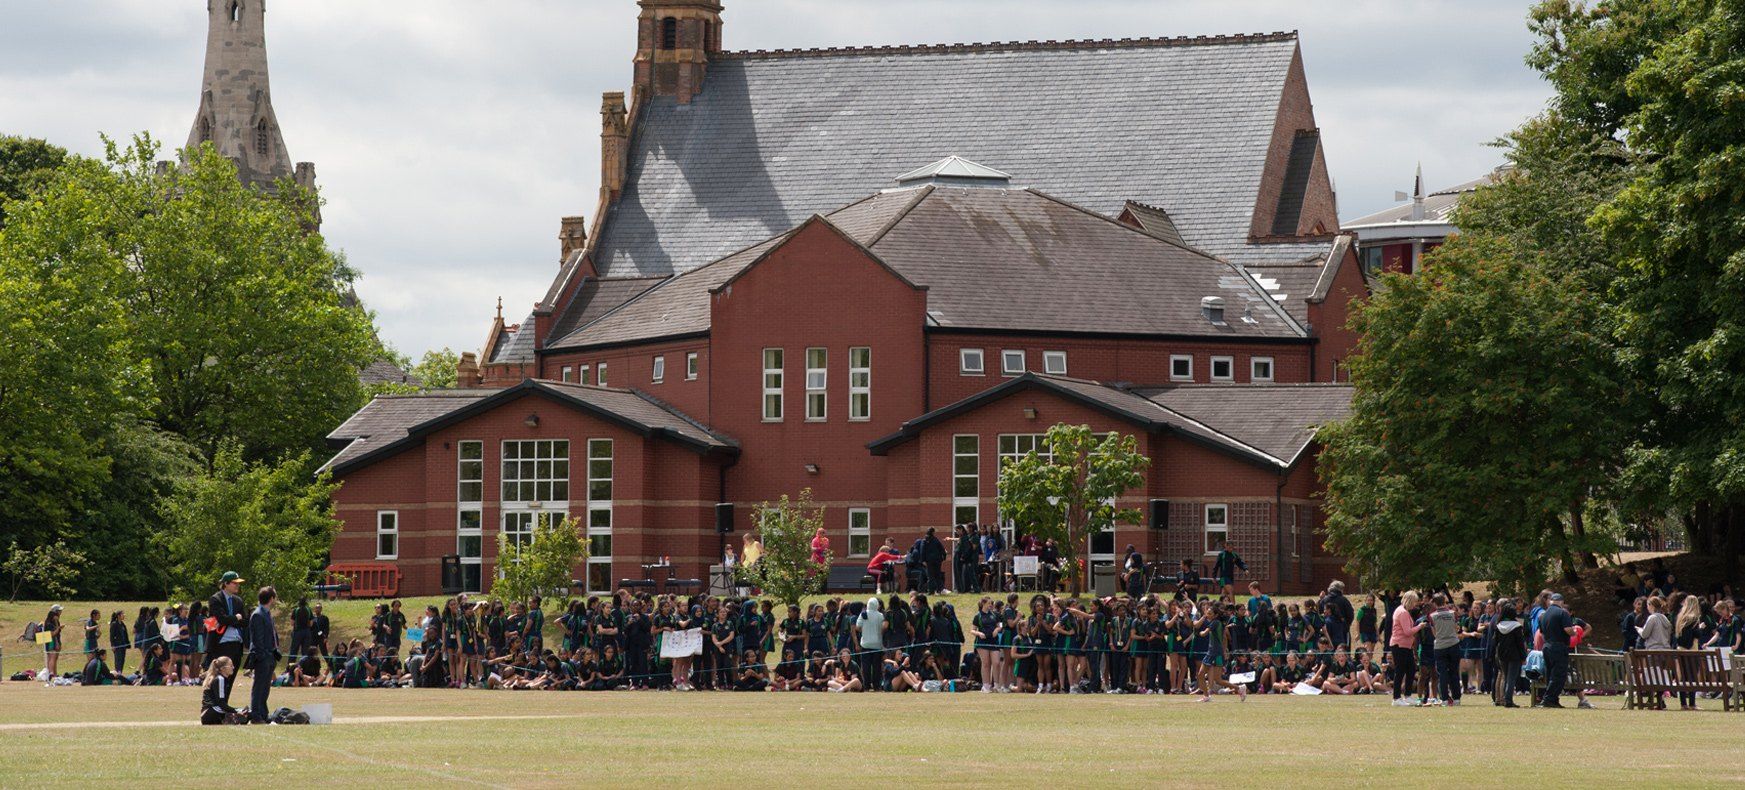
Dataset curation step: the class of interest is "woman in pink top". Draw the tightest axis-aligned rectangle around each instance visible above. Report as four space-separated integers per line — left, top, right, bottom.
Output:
811 528 830 564
1390 591 1424 705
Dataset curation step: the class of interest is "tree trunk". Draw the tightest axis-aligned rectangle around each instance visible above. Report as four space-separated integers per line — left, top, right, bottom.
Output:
1569 506 1597 570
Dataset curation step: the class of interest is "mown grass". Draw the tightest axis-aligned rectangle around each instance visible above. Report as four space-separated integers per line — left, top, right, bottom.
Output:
1 682 1741 788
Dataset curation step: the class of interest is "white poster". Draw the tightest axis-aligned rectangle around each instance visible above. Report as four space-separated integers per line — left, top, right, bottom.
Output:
1229 671 1257 684
660 628 703 658
1291 682 1323 695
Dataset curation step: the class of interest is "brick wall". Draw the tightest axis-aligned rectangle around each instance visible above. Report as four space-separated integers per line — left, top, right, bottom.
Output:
928 334 1314 406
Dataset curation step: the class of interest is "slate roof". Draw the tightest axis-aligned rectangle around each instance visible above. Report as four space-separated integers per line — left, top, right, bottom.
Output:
1139 382 1352 466
546 275 666 342
1120 201 1187 248
1242 235 1352 324
1343 167 1508 228
868 372 1350 469
590 34 1304 278
548 184 1306 351
359 358 415 387
487 314 536 365
321 380 737 475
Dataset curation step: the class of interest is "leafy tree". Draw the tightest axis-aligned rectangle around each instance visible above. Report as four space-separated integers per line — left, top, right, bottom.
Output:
734 489 830 610
155 443 342 606
411 347 460 390
0 135 68 229
67 422 203 599
995 424 1149 594
3 539 87 602
492 516 588 605
0 145 143 551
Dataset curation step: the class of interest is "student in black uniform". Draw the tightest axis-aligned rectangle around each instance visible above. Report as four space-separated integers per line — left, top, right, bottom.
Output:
82 648 121 686
108 611 131 674
199 657 244 725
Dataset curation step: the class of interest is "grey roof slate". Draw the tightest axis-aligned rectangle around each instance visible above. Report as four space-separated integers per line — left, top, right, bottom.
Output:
551 185 1306 350
1121 201 1187 248
1270 130 1320 236
358 358 415 386
321 381 736 474
1140 383 1352 465
591 34 1302 279
547 275 666 342
487 313 538 365
1343 167 1507 228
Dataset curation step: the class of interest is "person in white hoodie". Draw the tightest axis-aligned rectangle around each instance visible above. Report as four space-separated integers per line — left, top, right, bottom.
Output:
854 598 886 690
1637 596 1673 650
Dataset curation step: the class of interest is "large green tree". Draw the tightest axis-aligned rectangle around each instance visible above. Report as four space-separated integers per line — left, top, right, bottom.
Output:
995 424 1149 594
0 135 69 229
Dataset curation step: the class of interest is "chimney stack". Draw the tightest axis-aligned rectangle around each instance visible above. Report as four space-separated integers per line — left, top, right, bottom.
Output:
559 216 588 263
457 352 481 388
601 92 629 202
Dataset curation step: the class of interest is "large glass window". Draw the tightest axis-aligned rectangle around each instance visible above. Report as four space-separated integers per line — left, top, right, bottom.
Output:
457 441 483 503
849 347 871 421
953 435 979 525
762 349 784 421
586 439 613 593
501 440 569 504
848 508 871 558
805 347 827 421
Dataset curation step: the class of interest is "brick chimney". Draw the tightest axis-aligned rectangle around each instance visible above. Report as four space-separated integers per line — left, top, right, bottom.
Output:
457 351 481 388
559 216 588 263
601 91 629 203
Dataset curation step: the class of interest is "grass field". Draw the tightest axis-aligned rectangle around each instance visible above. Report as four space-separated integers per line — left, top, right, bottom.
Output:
3 682 1744 788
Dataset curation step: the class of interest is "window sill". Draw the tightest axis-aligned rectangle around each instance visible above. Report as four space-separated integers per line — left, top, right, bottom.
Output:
960 371 985 376
848 417 870 423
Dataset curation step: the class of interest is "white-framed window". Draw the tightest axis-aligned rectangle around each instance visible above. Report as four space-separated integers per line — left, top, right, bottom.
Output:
1210 356 1234 382
375 511 398 560
456 440 483 592
561 365 574 383
848 508 871 558
1170 355 1193 381
685 352 699 380
996 434 1051 544
848 346 871 421
952 434 979 525
1251 356 1274 382
1001 350 1025 376
805 347 827 421
1204 503 1229 554
1043 351 1068 375
596 363 608 386
500 439 570 505
586 438 613 593
579 364 590 385
762 348 784 421
652 355 665 383
500 510 565 564
960 348 985 375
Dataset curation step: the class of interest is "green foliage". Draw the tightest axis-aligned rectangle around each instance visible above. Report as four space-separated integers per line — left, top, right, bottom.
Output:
492 516 588 605
155 444 342 606
410 347 460 390
3 539 87 602
66 422 204 599
735 489 830 610
0 135 69 229
995 424 1149 593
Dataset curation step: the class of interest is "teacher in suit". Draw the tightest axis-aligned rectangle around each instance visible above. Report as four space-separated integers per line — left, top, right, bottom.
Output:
247 586 280 723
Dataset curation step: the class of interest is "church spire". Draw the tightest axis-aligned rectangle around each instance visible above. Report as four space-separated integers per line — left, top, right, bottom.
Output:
186 0 312 198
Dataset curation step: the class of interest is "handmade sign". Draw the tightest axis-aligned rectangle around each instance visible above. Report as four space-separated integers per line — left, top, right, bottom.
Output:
660 627 703 658
405 627 425 643
34 631 53 645
1229 671 1257 684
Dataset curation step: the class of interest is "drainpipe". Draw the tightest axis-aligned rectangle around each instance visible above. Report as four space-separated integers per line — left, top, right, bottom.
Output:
1275 467 1287 595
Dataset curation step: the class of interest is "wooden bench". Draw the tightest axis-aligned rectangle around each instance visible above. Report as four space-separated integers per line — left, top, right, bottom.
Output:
1530 652 1631 707
1627 649 1740 711
826 565 877 593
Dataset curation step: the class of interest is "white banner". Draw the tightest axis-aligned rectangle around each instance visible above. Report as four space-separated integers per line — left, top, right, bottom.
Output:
660 628 703 658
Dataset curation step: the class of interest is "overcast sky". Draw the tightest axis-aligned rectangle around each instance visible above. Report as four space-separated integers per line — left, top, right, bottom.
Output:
2 0 1552 358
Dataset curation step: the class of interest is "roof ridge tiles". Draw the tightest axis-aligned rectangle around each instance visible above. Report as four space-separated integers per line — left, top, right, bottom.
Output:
716 31 1298 61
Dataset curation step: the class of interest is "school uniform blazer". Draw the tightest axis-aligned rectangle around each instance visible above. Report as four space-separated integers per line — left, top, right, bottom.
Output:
208 591 247 642
247 607 278 658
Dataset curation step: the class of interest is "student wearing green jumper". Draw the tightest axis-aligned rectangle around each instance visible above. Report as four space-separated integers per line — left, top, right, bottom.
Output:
526 597 545 653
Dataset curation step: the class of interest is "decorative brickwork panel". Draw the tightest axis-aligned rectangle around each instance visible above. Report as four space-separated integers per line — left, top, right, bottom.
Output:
1229 502 1270 583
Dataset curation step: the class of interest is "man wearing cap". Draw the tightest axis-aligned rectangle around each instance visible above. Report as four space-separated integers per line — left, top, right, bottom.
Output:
1537 593 1576 708
207 571 248 702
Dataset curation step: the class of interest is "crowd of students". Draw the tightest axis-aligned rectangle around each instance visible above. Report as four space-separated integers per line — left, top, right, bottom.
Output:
21 555 1743 709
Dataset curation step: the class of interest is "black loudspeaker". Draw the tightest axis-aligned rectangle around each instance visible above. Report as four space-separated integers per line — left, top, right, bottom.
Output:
715 503 735 534
1150 499 1169 530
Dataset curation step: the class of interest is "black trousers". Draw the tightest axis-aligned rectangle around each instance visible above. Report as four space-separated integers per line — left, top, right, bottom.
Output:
1493 660 1521 705
1541 645 1570 705
1434 646 1461 701
113 647 127 674
1389 646 1416 699
926 562 944 593
209 641 244 701
1109 651 1129 690
248 652 273 722
857 648 883 690
626 644 650 687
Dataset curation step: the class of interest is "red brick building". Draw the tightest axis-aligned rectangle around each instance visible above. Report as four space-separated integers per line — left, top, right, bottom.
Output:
323 0 1364 596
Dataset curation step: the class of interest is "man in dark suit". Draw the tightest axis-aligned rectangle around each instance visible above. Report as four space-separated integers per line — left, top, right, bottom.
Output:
921 528 947 594
247 586 279 723
207 571 249 702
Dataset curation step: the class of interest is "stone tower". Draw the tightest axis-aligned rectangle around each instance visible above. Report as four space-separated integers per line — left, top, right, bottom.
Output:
634 0 724 103
185 0 316 203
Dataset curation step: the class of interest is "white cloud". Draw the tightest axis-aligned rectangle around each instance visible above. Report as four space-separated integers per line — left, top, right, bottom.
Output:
3 0 1552 356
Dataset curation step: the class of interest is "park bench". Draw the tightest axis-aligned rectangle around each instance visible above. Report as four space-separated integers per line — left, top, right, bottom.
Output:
826 565 877 593
1627 649 1740 711
324 563 400 599
1529 652 1632 707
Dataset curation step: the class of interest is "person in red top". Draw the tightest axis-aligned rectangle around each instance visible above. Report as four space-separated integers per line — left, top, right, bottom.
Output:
1390 591 1426 706
867 540 904 593
811 528 830 564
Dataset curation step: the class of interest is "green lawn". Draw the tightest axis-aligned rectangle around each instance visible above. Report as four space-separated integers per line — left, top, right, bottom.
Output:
2 682 1742 787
